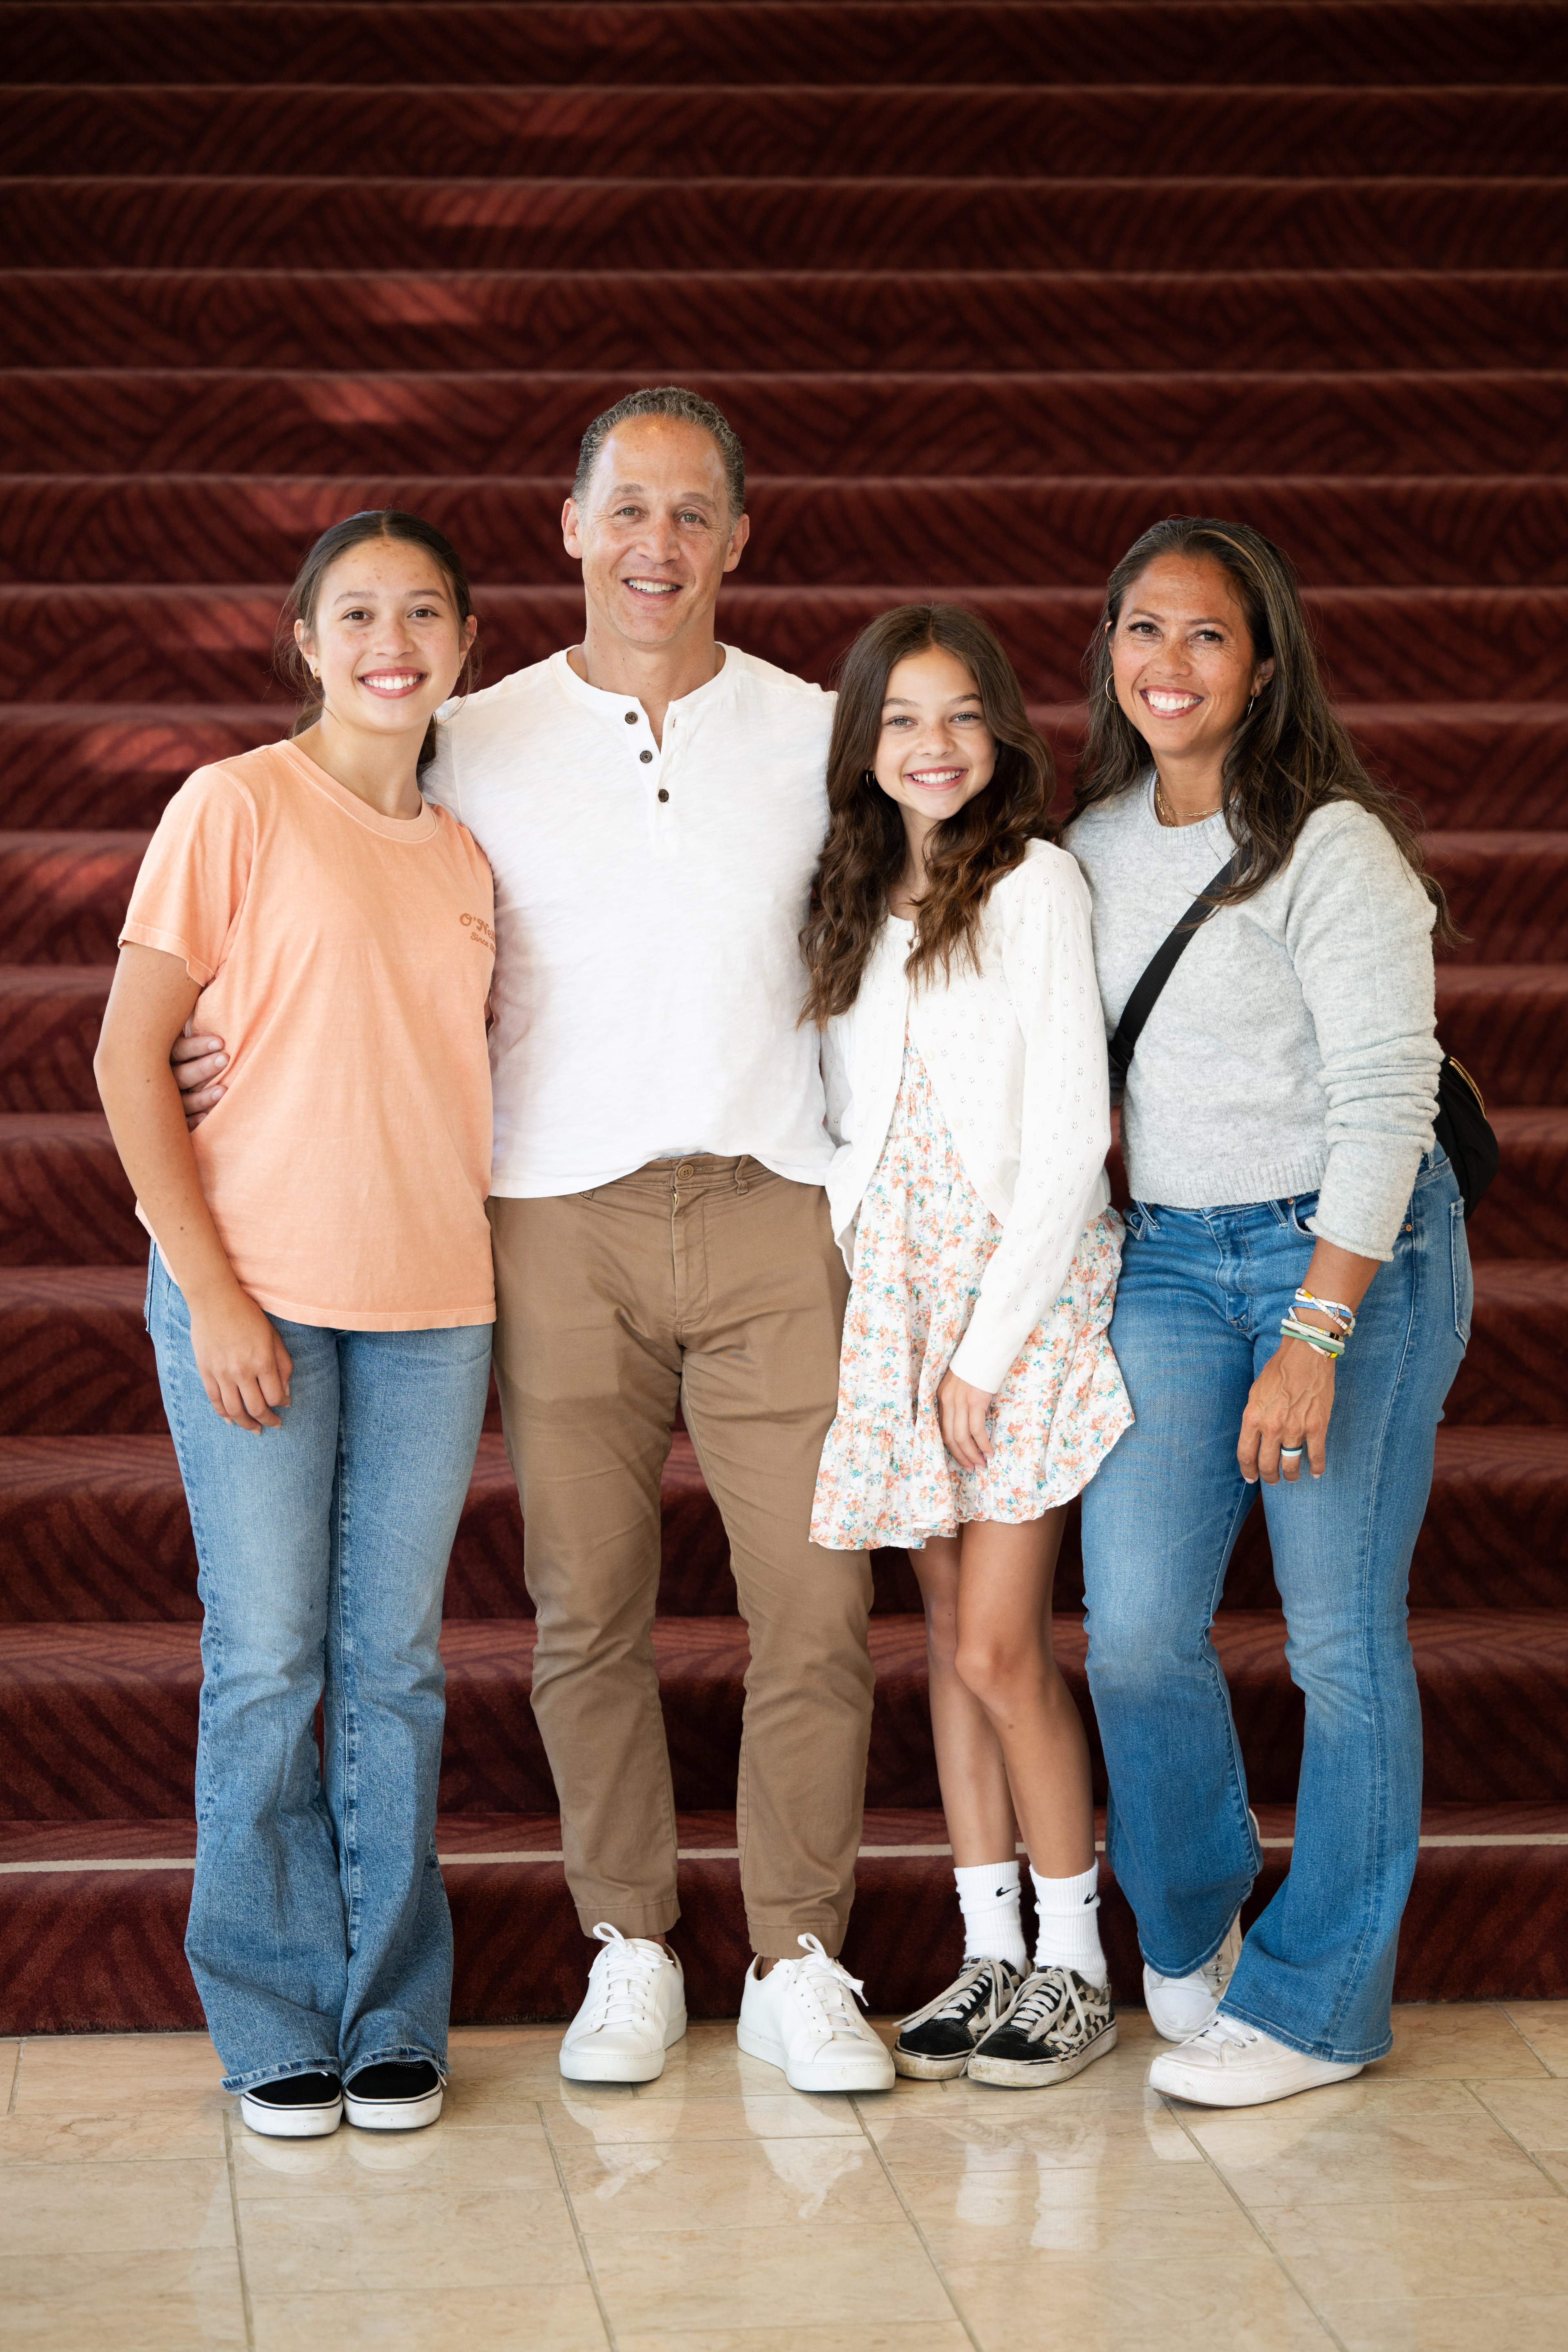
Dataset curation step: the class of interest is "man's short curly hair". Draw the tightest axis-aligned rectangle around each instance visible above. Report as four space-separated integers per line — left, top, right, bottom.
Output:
572 385 746 519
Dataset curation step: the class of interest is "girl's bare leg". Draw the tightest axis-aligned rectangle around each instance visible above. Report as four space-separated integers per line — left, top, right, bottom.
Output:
909 1535 1018 1865
952 1510 1095 1879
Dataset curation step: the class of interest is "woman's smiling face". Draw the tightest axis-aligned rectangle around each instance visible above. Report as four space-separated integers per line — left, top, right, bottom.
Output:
873 644 998 830
296 537 475 744
1108 551 1274 764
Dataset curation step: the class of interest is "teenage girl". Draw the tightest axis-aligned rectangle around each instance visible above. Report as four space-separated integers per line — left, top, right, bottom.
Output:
95 510 495 2139
802 603 1131 2087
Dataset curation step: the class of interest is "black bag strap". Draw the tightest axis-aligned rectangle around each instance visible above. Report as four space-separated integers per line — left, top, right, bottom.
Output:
1107 853 1242 1078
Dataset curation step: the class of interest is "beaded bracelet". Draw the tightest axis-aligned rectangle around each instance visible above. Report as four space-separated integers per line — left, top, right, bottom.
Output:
1280 1311 1346 1359
1294 1287 1357 1337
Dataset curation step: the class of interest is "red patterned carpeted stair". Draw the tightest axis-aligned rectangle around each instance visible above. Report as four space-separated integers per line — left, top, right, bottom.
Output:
1 0 1565 2032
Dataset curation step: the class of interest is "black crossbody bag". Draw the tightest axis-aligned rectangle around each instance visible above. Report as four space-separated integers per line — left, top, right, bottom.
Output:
1107 853 1499 1218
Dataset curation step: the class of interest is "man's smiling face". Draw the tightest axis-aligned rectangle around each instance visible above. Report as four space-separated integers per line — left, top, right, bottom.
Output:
562 414 750 657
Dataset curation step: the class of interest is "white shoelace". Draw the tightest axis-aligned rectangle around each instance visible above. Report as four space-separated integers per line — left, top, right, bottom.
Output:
785 1934 873 2044
583 1922 668 2031
1183 2014 1261 2055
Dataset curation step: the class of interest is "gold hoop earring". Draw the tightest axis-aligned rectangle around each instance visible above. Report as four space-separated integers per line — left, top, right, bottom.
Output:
1104 677 1116 704
864 767 877 787
1246 693 1256 718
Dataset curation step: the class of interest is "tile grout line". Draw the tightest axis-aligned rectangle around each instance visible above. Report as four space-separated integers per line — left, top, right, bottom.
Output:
1462 2078 1568 2194
220 2109 257 2352
849 2093 985 2352
539 2092 621 2352
6 2038 21 2115
1496 2006 1564 2078
1157 2091 1352 2352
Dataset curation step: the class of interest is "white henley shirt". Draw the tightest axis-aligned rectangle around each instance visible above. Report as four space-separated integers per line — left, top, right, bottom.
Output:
421 645 838 1198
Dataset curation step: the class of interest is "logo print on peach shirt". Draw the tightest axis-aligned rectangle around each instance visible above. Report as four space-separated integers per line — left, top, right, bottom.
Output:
459 913 496 950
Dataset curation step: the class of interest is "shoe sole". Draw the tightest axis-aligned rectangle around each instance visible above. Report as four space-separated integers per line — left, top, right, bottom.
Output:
344 2086 444 2132
736 2018 893 2092
892 2044 972 2080
239 2094 343 2139
967 2021 1118 2090
1149 2057 1362 2109
559 2013 688 2085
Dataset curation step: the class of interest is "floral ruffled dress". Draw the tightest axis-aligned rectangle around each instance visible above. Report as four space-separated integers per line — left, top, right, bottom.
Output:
811 1034 1132 1551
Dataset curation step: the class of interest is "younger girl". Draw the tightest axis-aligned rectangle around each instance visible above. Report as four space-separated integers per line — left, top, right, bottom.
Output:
95 511 495 2138
804 604 1131 2087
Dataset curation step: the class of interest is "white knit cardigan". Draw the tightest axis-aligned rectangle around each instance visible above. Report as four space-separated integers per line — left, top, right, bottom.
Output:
820 839 1113 1392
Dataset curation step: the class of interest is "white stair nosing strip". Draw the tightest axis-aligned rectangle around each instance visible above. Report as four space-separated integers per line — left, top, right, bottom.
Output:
7 1832 1568 1875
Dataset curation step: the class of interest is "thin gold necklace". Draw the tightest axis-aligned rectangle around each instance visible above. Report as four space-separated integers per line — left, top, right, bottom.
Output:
1154 775 1223 828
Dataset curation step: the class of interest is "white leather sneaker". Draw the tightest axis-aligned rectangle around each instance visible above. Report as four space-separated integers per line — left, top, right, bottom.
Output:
559 1923 687 2084
1148 2015 1363 2107
1143 1909 1243 2041
737 1934 895 2093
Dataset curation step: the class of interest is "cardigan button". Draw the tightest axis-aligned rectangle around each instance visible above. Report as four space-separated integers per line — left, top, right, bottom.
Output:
639 749 653 763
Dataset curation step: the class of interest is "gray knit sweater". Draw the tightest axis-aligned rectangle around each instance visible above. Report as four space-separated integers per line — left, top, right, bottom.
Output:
1065 781 1441 1260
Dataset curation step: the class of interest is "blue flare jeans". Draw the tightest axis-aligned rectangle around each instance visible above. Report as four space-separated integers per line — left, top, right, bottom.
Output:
147 1248 491 2092
1080 1150 1469 2063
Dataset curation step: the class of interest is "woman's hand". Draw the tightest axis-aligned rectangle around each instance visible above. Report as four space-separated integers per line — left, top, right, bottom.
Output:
1238 1339 1334 1485
938 1370 997 1469
187 1282 294 1433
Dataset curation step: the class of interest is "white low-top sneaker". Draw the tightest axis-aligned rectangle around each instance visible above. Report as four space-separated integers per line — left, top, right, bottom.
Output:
1143 1909 1243 2041
737 1934 895 2093
1148 2015 1363 2107
559 1922 687 2084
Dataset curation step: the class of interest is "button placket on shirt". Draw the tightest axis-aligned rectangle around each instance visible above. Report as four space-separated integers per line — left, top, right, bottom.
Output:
625 705 677 852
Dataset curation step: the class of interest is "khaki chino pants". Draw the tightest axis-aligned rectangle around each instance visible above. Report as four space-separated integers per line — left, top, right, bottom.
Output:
488 1158 874 1957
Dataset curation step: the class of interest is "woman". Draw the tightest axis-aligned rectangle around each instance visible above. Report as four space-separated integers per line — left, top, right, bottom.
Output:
95 510 495 2138
804 605 1131 2088
1069 516 1464 2107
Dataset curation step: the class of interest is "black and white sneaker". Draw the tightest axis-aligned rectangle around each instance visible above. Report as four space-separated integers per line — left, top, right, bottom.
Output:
967 1967 1117 2089
893 1957 1025 2080
239 2070 343 2139
343 2059 444 2132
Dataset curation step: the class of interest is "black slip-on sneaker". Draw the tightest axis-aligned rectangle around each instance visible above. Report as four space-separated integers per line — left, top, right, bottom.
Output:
344 2059 444 2132
239 2070 343 2139
967 1967 1117 2089
893 1957 1025 2080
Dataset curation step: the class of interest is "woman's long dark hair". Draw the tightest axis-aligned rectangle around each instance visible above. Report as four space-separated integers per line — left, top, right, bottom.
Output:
274 508 480 773
800 603 1055 1027
1076 515 1456 943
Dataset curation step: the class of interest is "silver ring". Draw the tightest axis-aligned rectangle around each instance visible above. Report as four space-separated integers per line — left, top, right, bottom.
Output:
1279 1445 1304 1459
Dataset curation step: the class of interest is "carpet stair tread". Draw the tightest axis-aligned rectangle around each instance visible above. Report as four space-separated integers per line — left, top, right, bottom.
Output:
9 176 1564 274
12 269 1568 376
5 827 1559 971
0 1255 1560 1437
8 702 1566 832
2 1798 1567 2034
12 477 1568 592
5 83 1564 183
9 372 1567 480
5 583 1567 706
7 962 1566 1119
6 1609 1568 1820
1 1426 1564 1623
14 2 1564 89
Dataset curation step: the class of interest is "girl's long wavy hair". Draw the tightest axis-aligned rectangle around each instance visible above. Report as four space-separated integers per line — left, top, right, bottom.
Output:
1075 515 1456 942
274 508 481 773
800 604 1055 1027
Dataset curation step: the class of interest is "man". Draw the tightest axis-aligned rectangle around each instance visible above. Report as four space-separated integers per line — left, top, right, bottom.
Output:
175 387 892 2094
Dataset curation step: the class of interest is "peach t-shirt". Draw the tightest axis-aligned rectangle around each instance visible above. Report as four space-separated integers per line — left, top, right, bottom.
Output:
121 737 497 1330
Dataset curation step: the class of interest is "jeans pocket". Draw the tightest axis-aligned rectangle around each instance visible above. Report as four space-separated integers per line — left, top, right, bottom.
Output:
1287 1192 1321 1239
1450 1197 1473 1345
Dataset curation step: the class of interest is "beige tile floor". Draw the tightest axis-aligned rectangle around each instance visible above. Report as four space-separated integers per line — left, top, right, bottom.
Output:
4 2004 1568 2349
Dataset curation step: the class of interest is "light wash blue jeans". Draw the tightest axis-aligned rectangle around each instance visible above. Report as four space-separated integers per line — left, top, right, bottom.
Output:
147 1250 492 2093
1081 1151 1470 2064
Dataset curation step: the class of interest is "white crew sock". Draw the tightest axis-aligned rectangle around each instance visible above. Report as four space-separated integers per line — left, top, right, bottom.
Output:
954 1860 1027 1971
1031 1861 1107 1988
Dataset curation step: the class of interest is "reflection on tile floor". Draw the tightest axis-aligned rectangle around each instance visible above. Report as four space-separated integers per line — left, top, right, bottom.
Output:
3 2005 1568 2348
